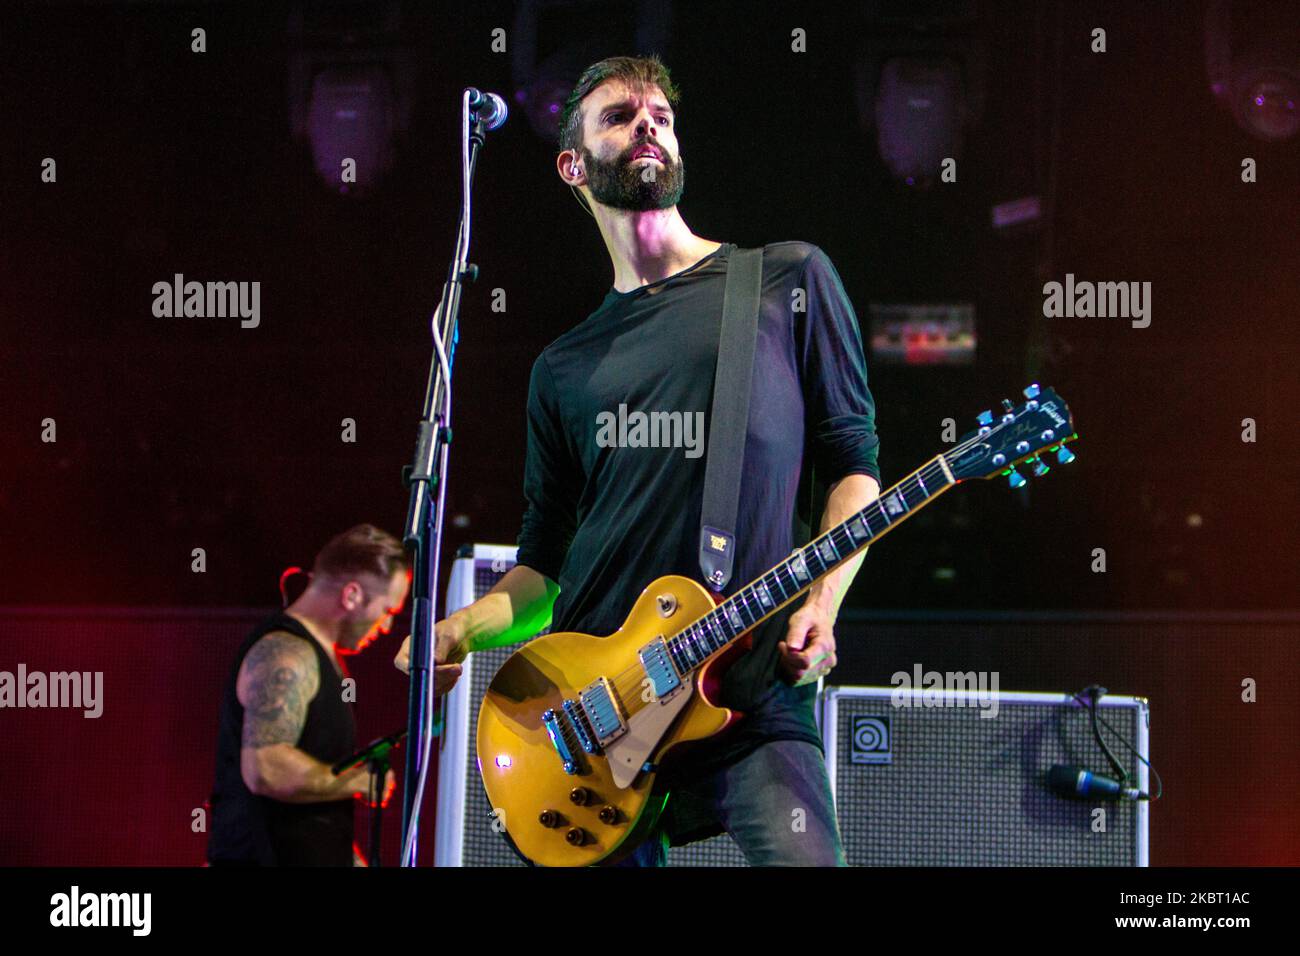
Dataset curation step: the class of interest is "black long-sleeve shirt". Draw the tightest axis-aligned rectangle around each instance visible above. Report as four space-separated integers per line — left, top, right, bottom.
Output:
515 241 880 805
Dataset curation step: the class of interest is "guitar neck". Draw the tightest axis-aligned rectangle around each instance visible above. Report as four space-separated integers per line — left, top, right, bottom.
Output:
665 455 960 672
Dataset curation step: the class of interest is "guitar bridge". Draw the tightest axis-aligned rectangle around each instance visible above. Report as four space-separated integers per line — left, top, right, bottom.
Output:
562 697 601 755
540 707 583 775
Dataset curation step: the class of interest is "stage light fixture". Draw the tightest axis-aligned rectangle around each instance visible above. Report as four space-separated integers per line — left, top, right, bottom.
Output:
287 1 417 197
853 2 984 187
873 56 966 186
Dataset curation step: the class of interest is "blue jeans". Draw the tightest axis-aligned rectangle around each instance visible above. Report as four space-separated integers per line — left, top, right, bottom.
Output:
611 738 847 866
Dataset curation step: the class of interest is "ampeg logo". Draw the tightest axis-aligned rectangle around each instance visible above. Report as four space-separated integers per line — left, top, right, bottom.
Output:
851 715 891 765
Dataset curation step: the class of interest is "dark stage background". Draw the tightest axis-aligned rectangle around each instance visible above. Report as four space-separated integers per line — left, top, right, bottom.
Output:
1 0 1297 866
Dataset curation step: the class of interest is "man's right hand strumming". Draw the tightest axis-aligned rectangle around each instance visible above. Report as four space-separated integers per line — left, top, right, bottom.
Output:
392 564 559 695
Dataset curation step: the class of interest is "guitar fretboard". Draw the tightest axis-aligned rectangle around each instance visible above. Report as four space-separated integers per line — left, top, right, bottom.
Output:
664 455 958 674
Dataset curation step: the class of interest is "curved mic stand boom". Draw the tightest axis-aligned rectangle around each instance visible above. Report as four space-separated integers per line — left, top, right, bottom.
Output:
398 89 505 866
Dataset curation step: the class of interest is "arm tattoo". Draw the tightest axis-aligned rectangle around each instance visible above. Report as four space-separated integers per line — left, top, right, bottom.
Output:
240 632 320 748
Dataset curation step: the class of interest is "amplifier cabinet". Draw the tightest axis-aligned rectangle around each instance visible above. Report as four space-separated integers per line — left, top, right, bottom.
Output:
821 686 1150 865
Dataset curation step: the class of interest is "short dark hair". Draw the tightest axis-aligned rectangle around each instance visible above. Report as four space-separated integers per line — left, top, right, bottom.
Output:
311 524 409 583
557 54 681 153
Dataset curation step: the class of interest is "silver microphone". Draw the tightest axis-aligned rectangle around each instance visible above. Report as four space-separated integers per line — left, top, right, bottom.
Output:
466 88 508 131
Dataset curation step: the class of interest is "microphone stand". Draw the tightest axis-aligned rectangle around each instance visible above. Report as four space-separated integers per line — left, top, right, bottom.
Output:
398 91 497 865
332 729 407 867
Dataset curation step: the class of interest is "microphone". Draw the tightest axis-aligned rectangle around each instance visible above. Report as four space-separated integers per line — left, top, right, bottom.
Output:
1048 764 1147 802
466 88 508 131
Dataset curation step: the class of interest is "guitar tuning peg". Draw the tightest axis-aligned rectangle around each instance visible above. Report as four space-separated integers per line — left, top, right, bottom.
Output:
976 409 993 426
1007 467 1027 489
1022 383 1041 399
1055 445 1076 465
1030 456 1050 478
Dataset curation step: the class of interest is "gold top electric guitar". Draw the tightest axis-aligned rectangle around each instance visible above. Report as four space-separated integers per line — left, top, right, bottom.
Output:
477 384 1077 866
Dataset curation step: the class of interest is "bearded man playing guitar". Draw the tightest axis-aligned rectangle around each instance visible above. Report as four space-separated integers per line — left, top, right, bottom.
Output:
397 54 881 866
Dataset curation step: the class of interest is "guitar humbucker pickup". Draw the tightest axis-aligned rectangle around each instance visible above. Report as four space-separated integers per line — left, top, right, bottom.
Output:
638 637 684 704
579 676 627 747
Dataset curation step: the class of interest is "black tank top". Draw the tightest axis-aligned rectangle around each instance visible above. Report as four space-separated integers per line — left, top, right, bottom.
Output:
207 612 357 865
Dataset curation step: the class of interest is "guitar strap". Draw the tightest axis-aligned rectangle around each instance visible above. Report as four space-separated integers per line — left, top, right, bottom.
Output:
698 245 763 592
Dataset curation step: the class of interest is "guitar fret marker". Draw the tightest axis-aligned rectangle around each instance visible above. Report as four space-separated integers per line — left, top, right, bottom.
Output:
736 592 757 626
680 629 696 661
756 581 774 609
790 552 810 585
817 537 839 565
695 623 713 655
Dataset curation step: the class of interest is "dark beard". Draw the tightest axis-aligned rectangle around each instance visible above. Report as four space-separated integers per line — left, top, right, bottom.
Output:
581 142 685 211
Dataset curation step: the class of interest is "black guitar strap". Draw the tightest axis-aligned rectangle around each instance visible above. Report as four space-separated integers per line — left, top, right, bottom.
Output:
699 245 763 592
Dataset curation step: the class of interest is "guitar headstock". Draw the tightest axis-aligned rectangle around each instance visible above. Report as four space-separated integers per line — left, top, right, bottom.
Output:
944 384 1078 487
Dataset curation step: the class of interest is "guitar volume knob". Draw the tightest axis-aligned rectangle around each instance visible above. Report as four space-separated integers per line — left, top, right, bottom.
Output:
598 805 619 825
565 827 588 846
538 810 559 828
569 787 591 806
